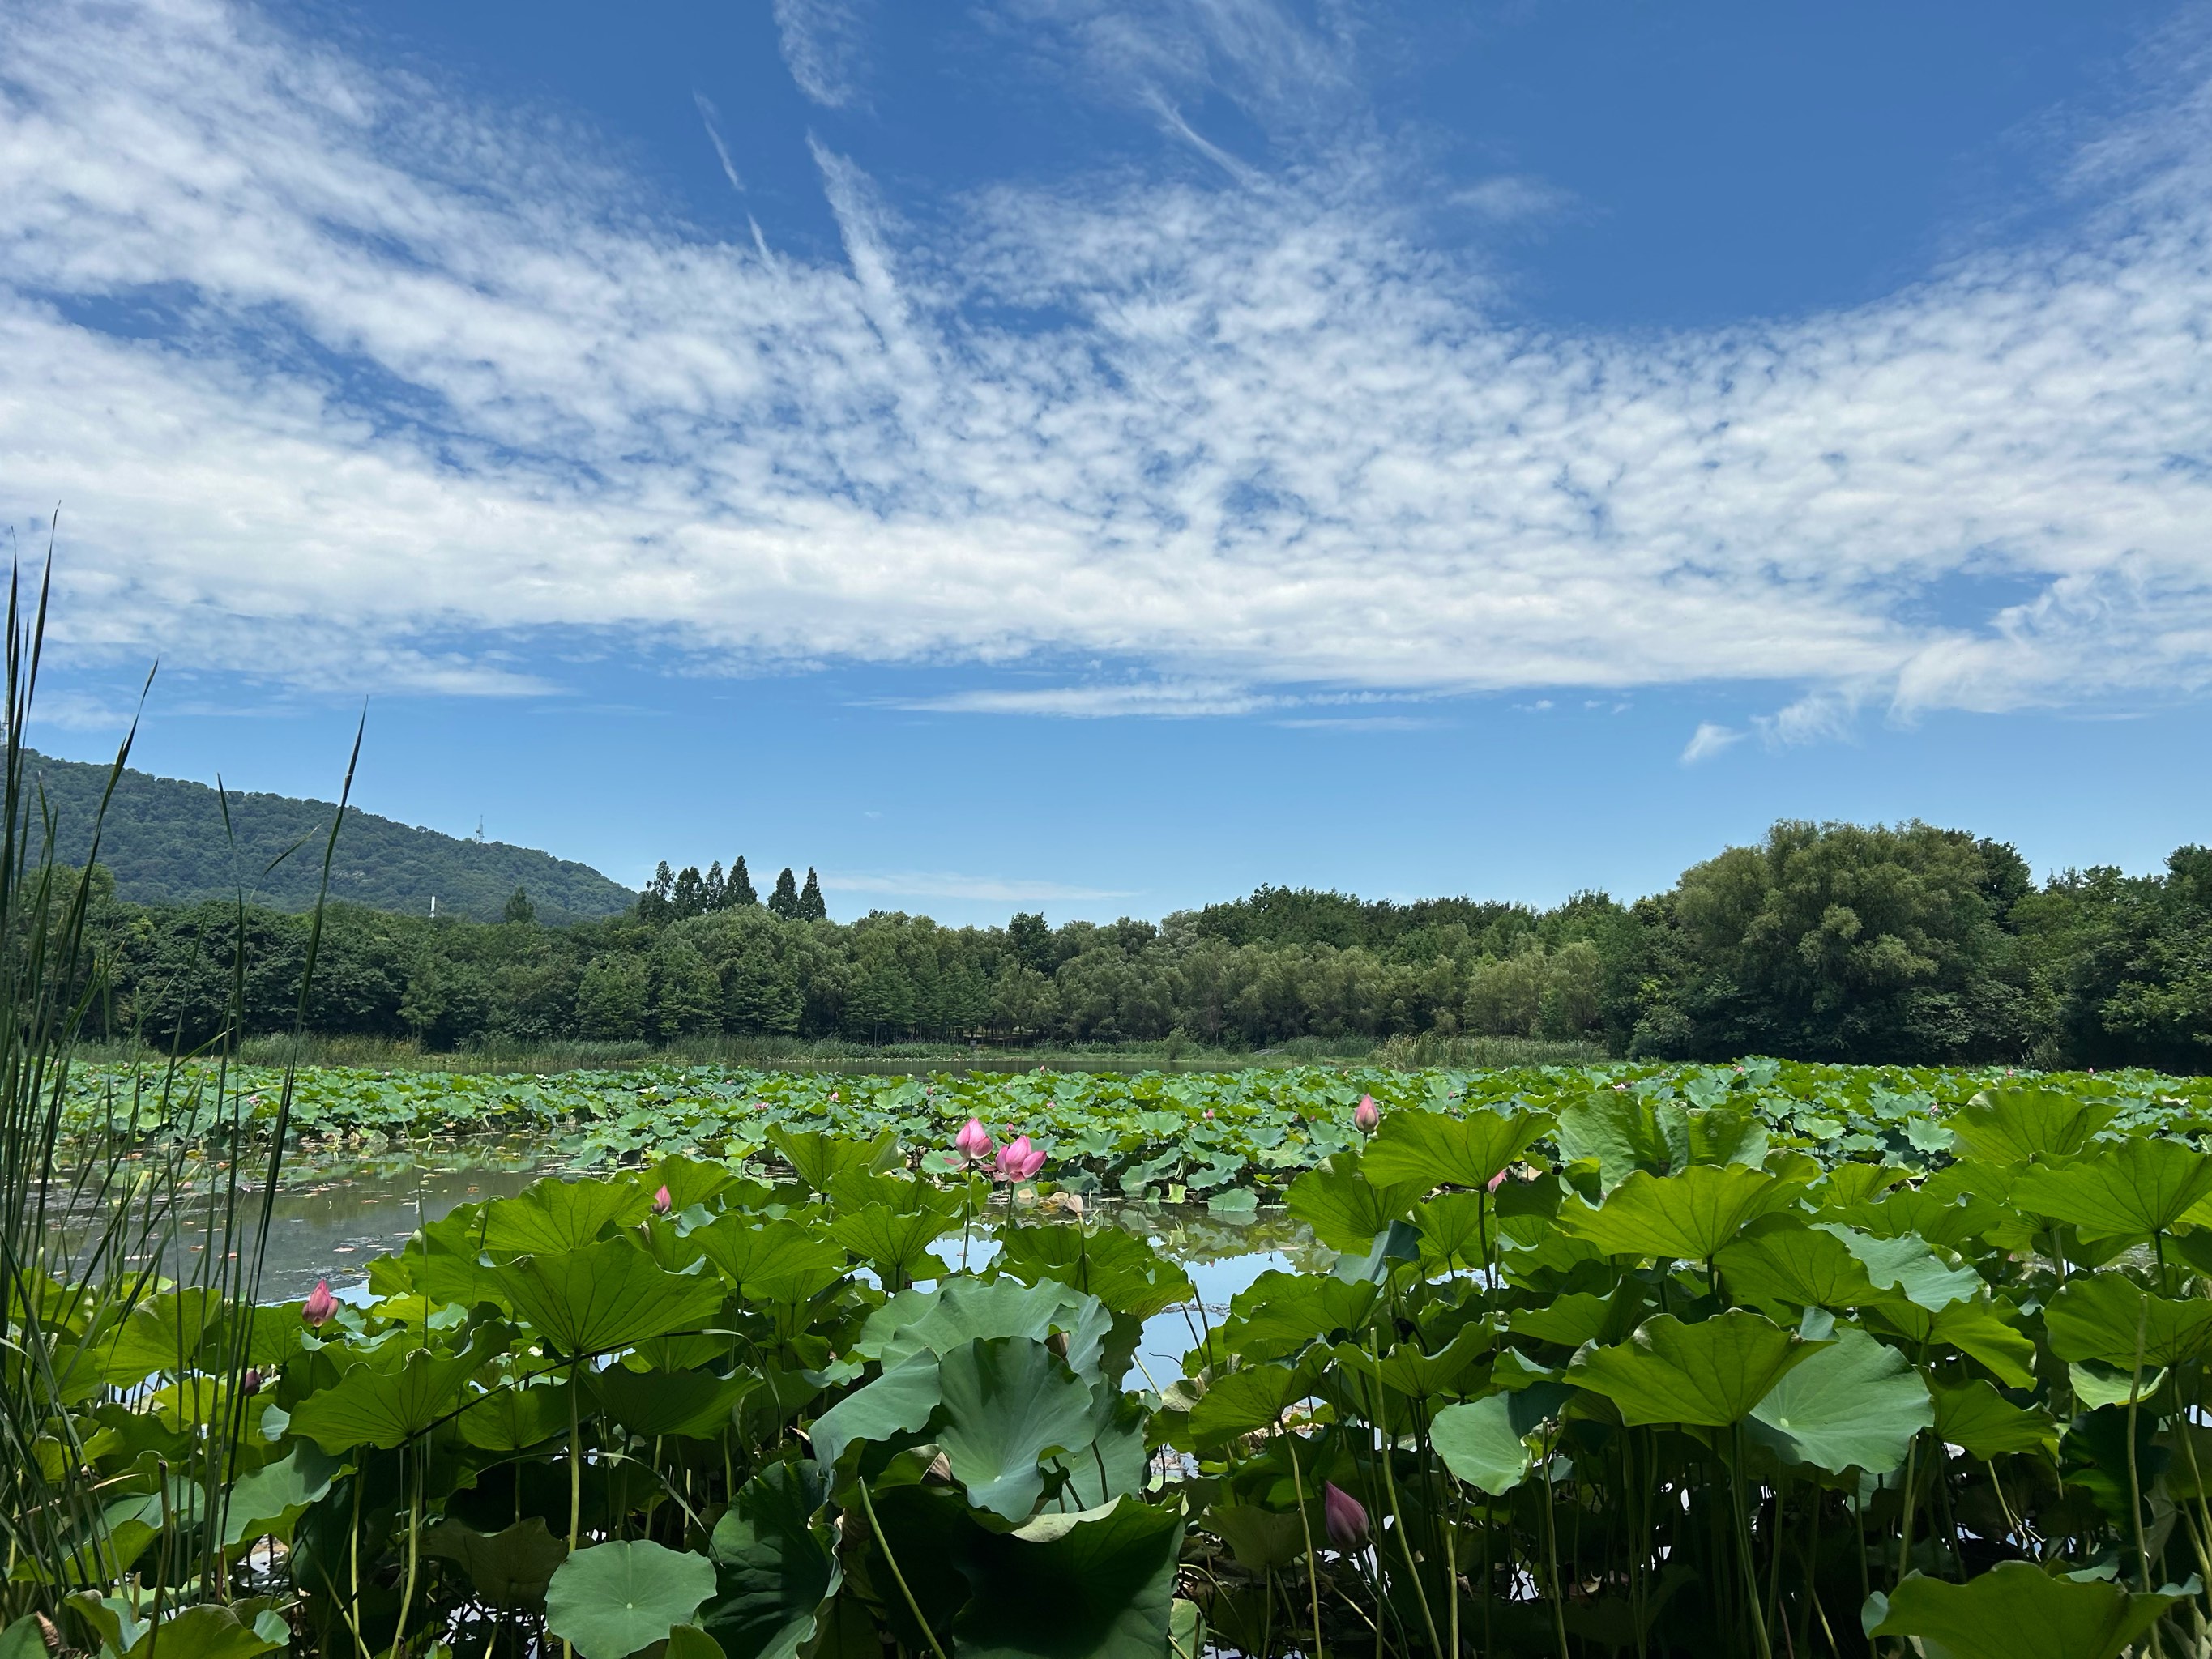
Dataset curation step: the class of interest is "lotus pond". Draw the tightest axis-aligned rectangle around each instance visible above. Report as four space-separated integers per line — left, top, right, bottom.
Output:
19 1078 2212 1659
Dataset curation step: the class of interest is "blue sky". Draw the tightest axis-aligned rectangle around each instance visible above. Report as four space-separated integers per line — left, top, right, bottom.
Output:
4 0 2210 922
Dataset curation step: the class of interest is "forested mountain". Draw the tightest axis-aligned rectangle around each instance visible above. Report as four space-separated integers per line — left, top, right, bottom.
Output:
28 748 632 923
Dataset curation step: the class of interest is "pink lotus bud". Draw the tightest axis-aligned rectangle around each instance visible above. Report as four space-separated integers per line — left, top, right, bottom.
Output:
1487 1168 1509 1192
652 1185 673 1214
241 1368 263 1396
1202 1110 1214 1120
301 1281 337 1328
995 1136 1044 1183
1322 1482 1369 1550
955 1118 994 1159
1353 1096 1380 1134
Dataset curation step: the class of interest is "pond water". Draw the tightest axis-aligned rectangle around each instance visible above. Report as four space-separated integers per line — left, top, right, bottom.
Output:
152 1141 1322 1382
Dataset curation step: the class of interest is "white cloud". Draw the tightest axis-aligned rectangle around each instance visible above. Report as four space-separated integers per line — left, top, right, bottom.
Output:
1680 723 1744 764
825 869 1138 902
771 0 873 108
1450 174 1578 226
0 0 2210 725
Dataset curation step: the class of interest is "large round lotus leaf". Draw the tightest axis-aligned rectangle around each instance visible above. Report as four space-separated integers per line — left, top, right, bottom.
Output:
1745 1325 1931 1474
2013 1135 2212 1241
1569 1311 1819 1428
493 1238 726 1358
1361 1108 1552 1194
934 1335 1100 1523
545 1541 717 1659
1561 1165 1798 1263
2045 1272 2212 1368
1868 1562 2190 1659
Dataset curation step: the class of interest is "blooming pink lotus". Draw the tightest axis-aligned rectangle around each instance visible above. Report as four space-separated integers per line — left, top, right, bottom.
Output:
301 1280 338 1328
955 1118 994 1160
652 1184 673 1215
1322 1482 1369 1550
1353 1096 1380 1135
994 1136 1046 1183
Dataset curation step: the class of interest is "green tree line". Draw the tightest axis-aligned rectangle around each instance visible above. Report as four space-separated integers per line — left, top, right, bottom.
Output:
78 819 2212 1068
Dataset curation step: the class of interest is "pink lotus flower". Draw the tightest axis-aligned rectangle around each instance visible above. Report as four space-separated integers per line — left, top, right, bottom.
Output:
1202 1110 1214 1120
1322 1482 1369 1550
1353 1096 1380 1135
994 1136 1046 1183
1487 1168 1510 1192
652 1185 673 1215
955 1118 994 1160
301 1281 338 1328
241 1368 263 1396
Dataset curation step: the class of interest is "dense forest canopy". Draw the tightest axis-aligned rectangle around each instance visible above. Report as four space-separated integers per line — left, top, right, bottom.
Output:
25 748 633 923
76 817 2212 1069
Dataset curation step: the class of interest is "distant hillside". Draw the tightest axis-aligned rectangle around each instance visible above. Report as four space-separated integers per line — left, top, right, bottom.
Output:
25 748 634 923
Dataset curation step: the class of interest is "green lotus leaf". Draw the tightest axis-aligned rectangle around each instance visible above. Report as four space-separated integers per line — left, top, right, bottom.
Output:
1285 1154 1424 1253
459 1378 575 1452
220 1444 343 1547
1360 1107 1552 1194
1553 1094 1673 1191
694 1217 851 1307
1868 1561 2189 1659
1569 1311 1820 1428
421 1517 570 1610
1432 1384 1574 1495
826 1205 955 1290
1930 1379 2059 1459
1215 1272 1380 1363
1560 1165 1799 1263
645 1154 738 1213
767 1126 899 1194
952 1495 1185 1659
545 1540 718 1659
1813 1225 1981 1311
808 1354 942 1470
591 1366 751 1439
71 1599 291 1659
2013 1135 2212 1241
483 1176 651 1254
1184 1356 1326 1448
1413 1192 1492 1271
706 1461 839 1659
859 1277 1112 1382
993 1224 1196 1320
1714 1220 1880 1310
98 1288 223 1387
1949 1088 2120 1166
1202 1504 1309 1571
493 1238 725 1358
1330 1324 1490 1399
1745 1325 1929 1474
2044 1272 2212 1368
289 1346 480 1451
934 1335 1100 1523
1863 1291 2038 1387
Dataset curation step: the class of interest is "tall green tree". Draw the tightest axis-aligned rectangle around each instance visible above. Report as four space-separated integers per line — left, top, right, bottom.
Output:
727 855 758 907
767 867 800 919
503 886 535 924
798 868 827 922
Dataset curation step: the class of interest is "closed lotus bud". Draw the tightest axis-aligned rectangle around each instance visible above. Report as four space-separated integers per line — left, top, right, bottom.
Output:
1322 1481 1369 1549
652 1184 673 1214
241 1367 263 1396
955 1117 993 1159
1487 1168 1509 1192
301 1280 338 1328
1353 1096 1380 1134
